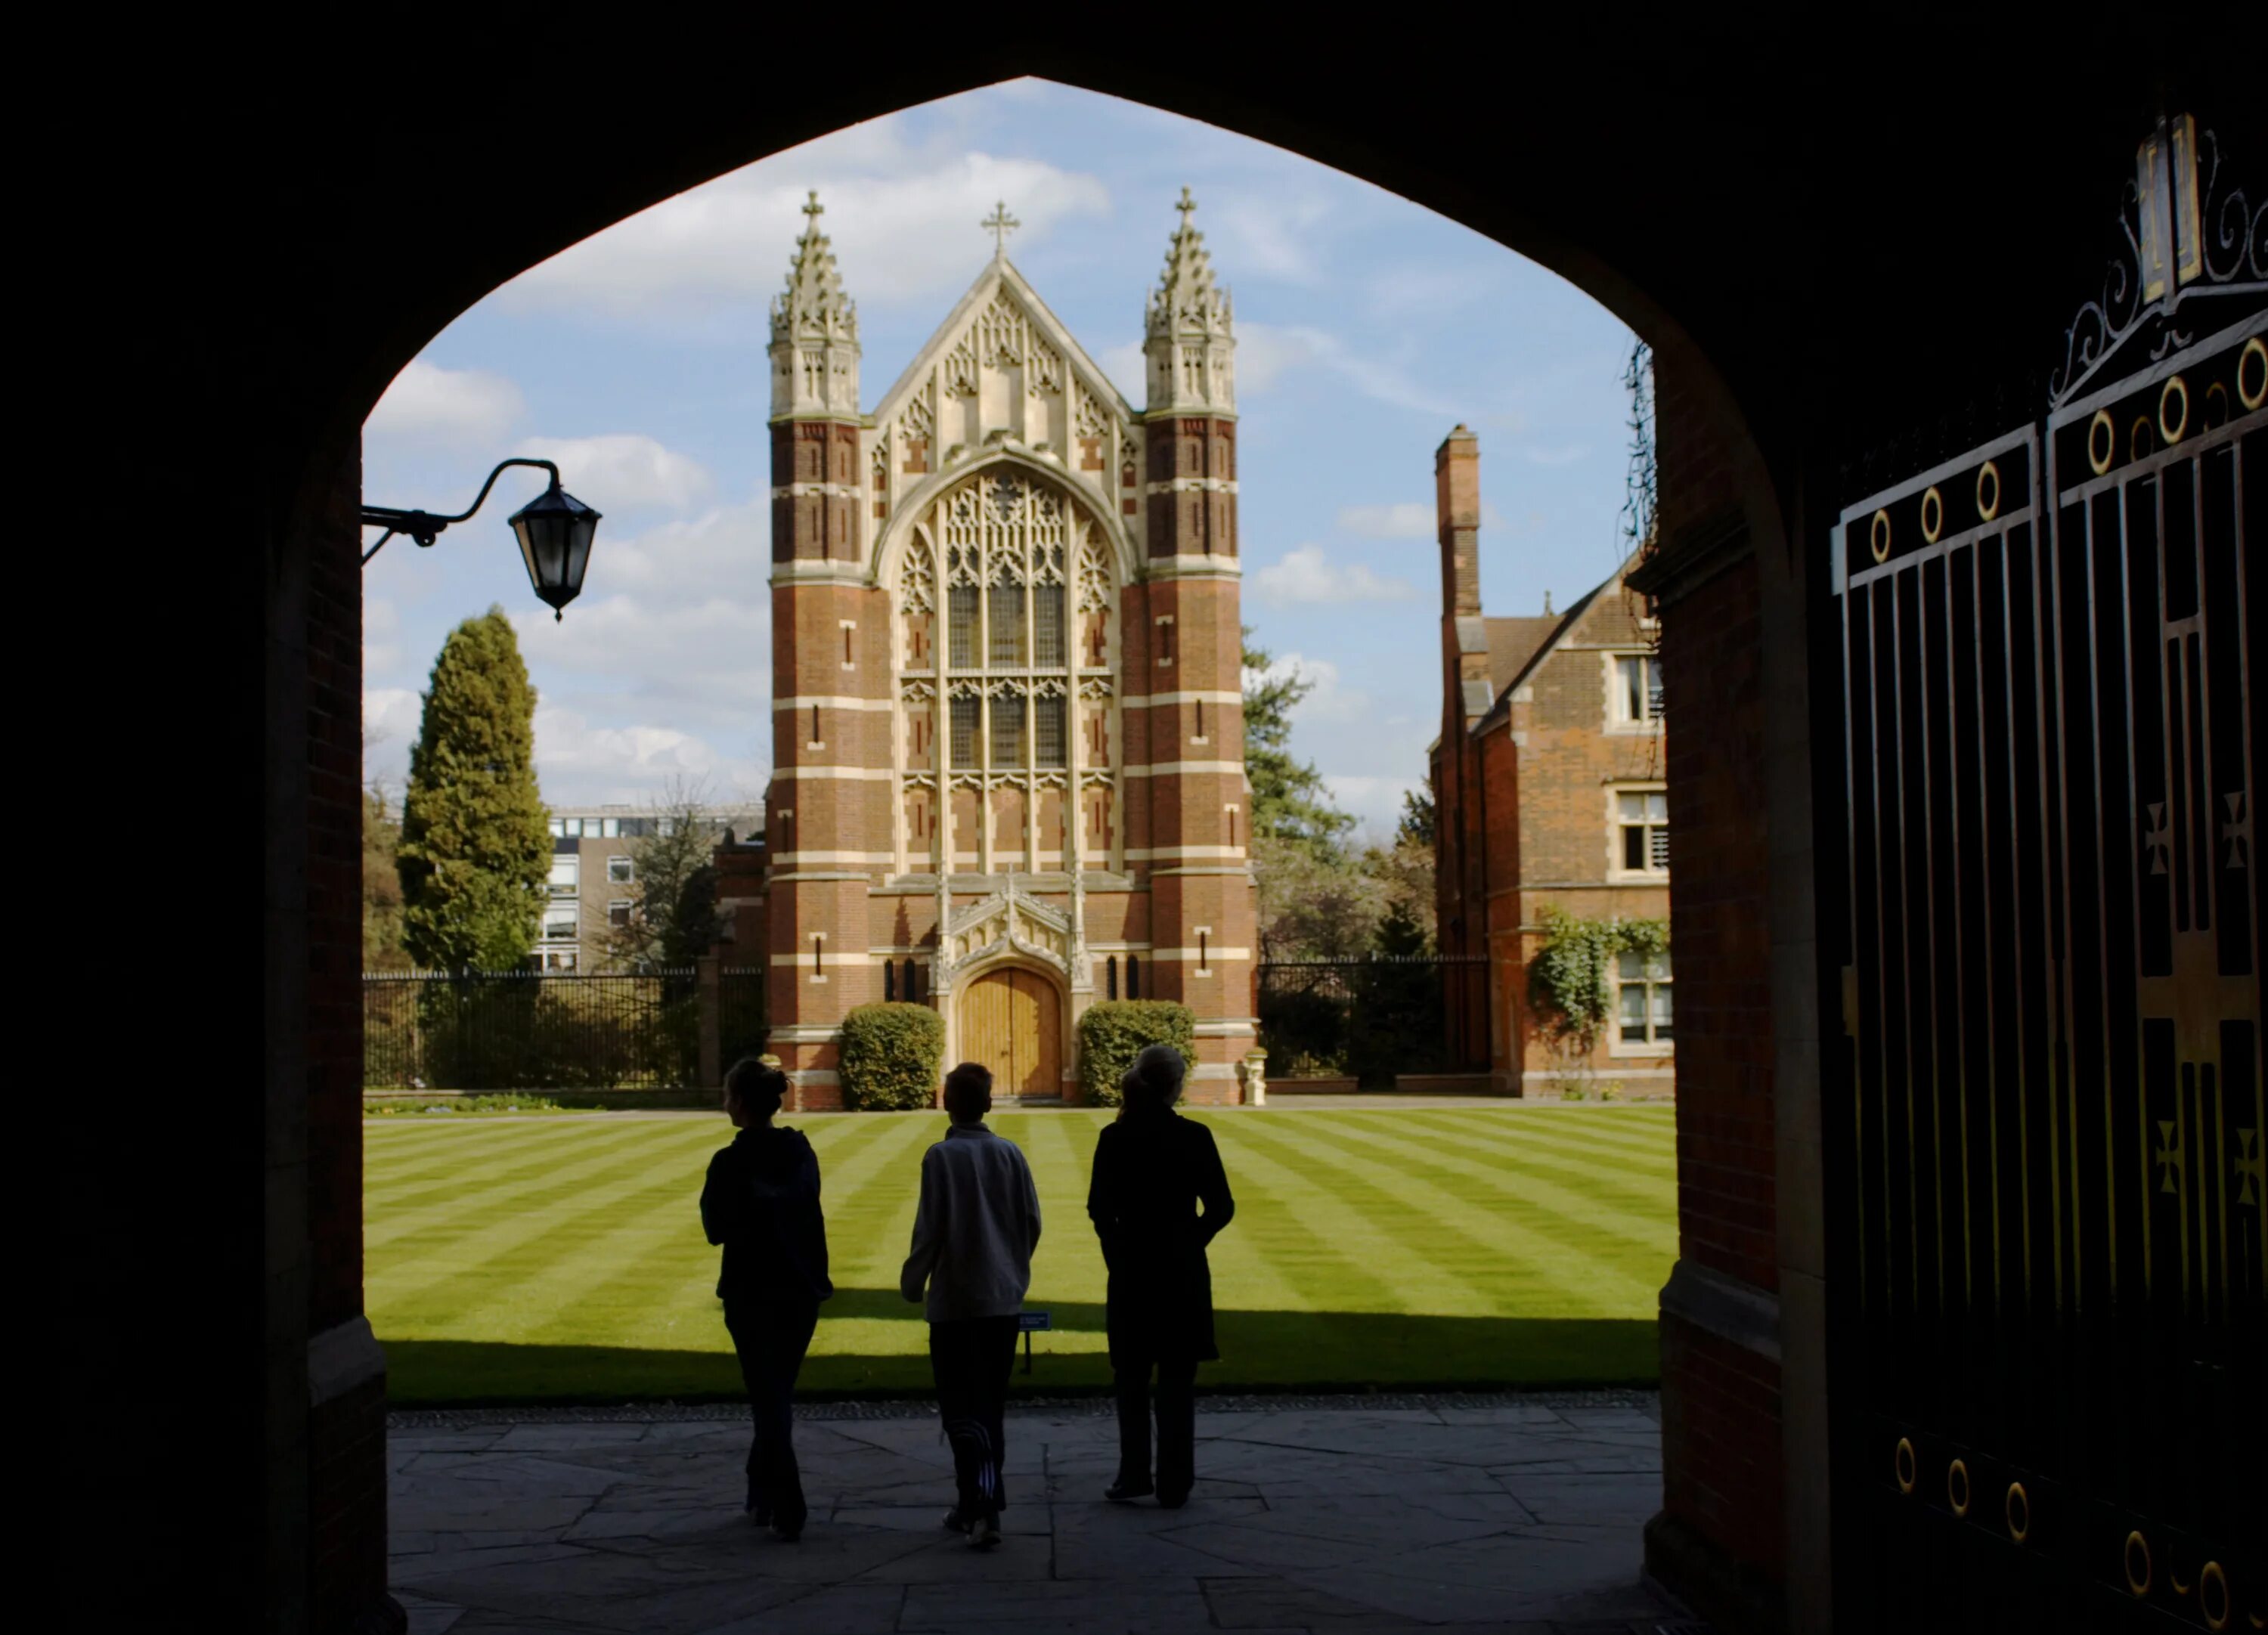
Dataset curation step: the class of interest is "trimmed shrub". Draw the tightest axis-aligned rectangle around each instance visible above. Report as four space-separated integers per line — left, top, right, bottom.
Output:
1078 1000 1197 1107
839 1002 945 1110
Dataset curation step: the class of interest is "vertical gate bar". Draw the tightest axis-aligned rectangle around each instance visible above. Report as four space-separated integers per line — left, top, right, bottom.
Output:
1919 558 1948 1318
1943 541 1974 1310
1890 576 1920 1317
2003 524 2034 1311
2040 470 2073 1315
1842 547 1868 1314
1972 536 2004 1315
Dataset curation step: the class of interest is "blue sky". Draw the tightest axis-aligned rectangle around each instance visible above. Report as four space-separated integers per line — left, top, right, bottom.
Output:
361 79 1638 838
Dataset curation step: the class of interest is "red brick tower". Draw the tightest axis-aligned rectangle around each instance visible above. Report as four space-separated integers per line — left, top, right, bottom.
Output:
1134 187 1257 1100
764 191 882 1104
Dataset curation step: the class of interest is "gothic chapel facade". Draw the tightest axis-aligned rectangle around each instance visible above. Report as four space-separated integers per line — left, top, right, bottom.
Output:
746 191 1256 1104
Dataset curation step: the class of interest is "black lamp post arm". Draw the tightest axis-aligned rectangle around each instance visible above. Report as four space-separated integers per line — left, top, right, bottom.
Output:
361 459 562 565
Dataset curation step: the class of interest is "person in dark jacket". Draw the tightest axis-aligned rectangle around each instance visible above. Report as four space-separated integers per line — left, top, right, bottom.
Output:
1086 1042 1235 1509
701 1058 832 1541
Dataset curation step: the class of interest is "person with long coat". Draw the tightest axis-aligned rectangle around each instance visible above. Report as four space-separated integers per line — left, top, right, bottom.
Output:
1085 1042 1235 1508
701 1058 832 1541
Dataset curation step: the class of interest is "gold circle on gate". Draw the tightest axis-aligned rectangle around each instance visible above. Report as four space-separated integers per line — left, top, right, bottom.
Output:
2239 336 2268 411
1894 1437 1917 1494
1946 1457 1971 1517
1870 509 1892 563
1919 485 1944 543
2126 1530 2153 1598
2161 375 2191 444
2088 409 2116 474
2133 416 2157 463
2200 1560 2229 1631
2005 1481 2030 1544
1975 460 2002 521
2204 381 2230 429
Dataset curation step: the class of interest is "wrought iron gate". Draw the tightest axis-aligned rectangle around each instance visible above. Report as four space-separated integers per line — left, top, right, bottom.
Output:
1830 116 2263 1631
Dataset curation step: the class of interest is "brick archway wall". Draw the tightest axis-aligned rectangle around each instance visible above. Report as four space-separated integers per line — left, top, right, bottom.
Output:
174 19 2256 1635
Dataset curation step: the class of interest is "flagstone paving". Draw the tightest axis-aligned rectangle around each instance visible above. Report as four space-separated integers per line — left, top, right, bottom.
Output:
389 1392 1690 1634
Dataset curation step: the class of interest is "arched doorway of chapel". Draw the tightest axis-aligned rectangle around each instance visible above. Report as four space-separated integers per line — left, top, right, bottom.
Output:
956 964 1065 1100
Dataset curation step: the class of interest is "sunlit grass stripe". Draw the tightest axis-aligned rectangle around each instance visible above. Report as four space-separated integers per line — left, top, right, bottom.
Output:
1191 1114 1409 1311
806 1113 939 1295
521 1112 925 1351
364 1121 706 1246
1288 1111 1678 1288
376 1143 742 1335
1390 1110 1681 1169
1343 1112 1683 1197
1299 1116 1679 1264
1343 1102 1687 1179
1216 1111 1642 1315
362 1117 650 1199
364 1117 702 1216
366 1124 736 1312
1174 1113 1407 1358
1288 1112 1678 1261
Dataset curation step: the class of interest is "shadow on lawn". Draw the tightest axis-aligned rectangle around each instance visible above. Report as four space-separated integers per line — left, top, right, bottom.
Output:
383 1296 1657 1406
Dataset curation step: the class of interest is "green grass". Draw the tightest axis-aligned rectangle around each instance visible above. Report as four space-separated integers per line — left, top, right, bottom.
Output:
366 1105 1677 1403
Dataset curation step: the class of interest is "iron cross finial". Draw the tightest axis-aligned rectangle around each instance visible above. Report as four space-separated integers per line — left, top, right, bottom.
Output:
982 200 1021 256
1176 186 1198 230
802 190 823 222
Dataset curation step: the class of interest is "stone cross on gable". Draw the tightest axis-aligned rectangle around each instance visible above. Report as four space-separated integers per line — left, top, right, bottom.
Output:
803 190 823 221
1176 186 1197 230
983 200 1020 257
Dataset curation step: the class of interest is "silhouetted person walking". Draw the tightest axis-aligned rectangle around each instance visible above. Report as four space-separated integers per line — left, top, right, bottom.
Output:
1087 1042 1235 1509
702 1059 832 1541
900 1061 1042 1550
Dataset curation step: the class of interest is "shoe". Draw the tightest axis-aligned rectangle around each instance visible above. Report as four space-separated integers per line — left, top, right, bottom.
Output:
1103 1479 1154 1503
1155 1488 1189 1510
745 1497 772 1526
942 1506 972 1534
968 1508 1001 1549
772 1515 804 1543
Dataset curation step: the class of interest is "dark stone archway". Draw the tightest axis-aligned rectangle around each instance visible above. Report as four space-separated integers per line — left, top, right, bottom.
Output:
113 14 2262 1633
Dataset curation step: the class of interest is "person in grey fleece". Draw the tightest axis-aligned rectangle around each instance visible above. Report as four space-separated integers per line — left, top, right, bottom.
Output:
900 1061 1042 1550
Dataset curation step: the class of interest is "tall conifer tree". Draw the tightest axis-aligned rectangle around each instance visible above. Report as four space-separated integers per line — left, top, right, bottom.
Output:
397 606 550 971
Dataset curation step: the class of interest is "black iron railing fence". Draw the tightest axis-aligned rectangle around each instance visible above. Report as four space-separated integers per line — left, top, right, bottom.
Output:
364 965 767 1091
1254 954 1491 1086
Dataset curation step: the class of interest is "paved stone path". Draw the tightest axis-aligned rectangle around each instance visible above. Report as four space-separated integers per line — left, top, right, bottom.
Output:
390 1393 1690 1634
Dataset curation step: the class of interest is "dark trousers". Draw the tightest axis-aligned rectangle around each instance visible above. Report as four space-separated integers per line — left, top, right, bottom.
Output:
928 1315 1019 1517
1114 1352 1198 1496
725 1299 820 1525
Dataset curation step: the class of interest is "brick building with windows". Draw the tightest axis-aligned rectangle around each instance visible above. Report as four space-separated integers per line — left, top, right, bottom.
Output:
732 189 1257 1106
538 802 761 972
1429 426 1674 1096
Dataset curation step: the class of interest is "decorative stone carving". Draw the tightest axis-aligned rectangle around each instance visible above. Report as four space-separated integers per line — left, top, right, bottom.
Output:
770 191 861 419
934 873 1077 983
1143 187 1235 416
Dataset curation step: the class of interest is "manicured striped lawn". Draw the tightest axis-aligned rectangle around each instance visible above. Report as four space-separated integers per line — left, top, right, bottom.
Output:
366 1105 1677 1403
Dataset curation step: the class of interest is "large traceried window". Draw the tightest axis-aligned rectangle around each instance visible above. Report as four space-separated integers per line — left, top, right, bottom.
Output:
895 470 1117 873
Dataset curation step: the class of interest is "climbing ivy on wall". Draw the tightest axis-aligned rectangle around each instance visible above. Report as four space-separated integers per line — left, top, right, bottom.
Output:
1526 906 1670 1057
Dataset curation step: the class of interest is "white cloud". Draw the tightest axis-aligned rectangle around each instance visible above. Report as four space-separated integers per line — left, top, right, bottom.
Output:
531 704 769 809
1324 774 1423 841
1243 652 1367 726
1234 321 1455 416
362 687 422 791
1336 501 1433 540
512 593 772 737
365 359 525 443
1251 543 1416 607
500 136 1112 320
1523 444 1591 466
576 496 772 602
364 595 402 679
1207 187 1334 286
516 433 714 513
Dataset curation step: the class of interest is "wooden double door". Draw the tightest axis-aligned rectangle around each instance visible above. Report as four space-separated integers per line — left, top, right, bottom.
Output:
958 966 1063 1099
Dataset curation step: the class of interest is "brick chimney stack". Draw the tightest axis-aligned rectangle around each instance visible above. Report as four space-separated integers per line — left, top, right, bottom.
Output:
1436 426 1491 723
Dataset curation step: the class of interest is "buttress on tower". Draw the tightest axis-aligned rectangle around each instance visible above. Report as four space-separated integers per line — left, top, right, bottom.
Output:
757 189 1256 1106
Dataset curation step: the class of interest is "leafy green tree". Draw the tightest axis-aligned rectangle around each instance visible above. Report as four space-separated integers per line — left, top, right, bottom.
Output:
396 606 550 972
361 781 413 971
605 776 738 971
1396 787 1436 850
1241 627 1354 857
